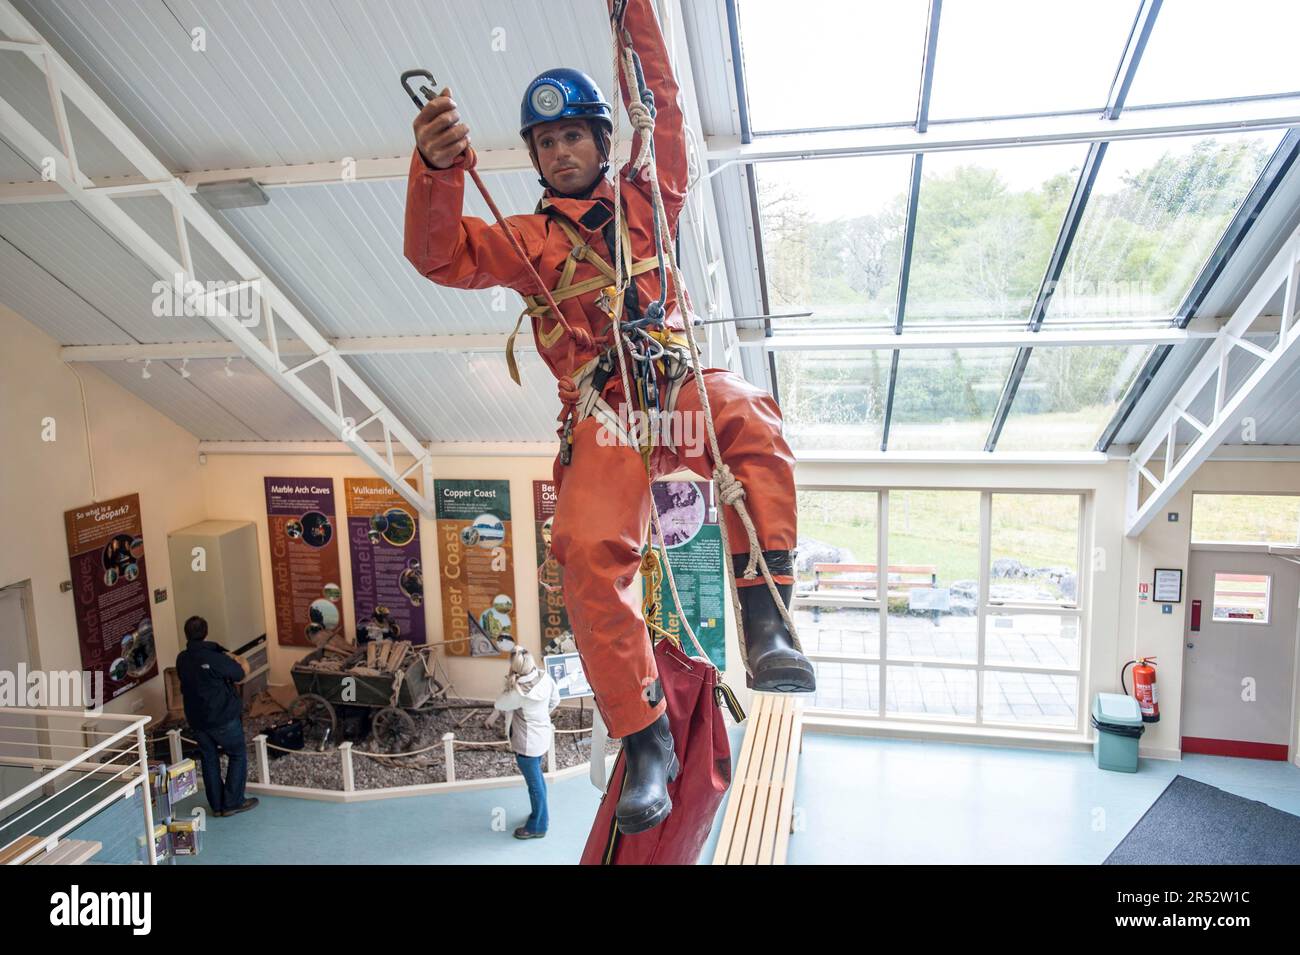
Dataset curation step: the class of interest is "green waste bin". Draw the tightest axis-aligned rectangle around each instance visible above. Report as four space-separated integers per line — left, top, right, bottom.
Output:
1091 692 1144 772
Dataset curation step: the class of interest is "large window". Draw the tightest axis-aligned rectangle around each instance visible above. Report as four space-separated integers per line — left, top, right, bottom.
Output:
795 489 1086 731
739 0 1293 454
1191 494 1300 546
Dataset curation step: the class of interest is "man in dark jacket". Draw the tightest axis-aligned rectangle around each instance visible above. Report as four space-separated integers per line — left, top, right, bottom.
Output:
175 616 258 817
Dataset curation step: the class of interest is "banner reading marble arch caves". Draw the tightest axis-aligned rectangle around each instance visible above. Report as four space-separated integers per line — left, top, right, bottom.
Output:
264 477 343 649
435 479 514 658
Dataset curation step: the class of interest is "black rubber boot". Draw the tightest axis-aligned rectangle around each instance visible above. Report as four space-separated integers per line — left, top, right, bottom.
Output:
735 551 816 693
614 710 679 834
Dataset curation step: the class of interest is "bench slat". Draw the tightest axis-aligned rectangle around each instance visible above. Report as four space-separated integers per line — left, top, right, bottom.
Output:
713 693 805 866
725 695 777 865
772 701 804 865
756 696 795 865
744 694 788 865
712 683 766 864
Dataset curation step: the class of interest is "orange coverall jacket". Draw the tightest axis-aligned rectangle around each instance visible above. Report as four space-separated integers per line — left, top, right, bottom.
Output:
402 0 798 739
402 0 688 384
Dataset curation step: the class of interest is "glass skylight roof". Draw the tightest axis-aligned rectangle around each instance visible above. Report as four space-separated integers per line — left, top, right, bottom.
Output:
1122 0 1300 106
926 0 1137 120
736 0 930 132
905 144 1085 325
1042 131 1284 325
734 0 1295 451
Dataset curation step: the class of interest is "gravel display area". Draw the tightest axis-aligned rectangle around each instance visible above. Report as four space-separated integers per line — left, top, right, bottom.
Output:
243 698 619 791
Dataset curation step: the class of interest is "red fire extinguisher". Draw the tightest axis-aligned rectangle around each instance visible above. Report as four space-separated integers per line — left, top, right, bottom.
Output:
1122 657 1159 723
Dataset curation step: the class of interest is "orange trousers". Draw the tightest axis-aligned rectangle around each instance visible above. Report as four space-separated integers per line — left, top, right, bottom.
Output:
549 367 797 738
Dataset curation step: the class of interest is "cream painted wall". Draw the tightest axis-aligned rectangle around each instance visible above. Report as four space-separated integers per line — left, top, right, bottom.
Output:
199 450 741 706
200 451 557 703
6 292 1294 760
1130 460 1300 761
0 306 206 720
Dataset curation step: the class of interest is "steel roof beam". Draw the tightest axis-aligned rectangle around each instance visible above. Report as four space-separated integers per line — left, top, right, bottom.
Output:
0 0 436 516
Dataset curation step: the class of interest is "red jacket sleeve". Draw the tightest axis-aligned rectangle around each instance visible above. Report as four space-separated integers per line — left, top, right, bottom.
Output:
403 147 543 294
610 0 688 232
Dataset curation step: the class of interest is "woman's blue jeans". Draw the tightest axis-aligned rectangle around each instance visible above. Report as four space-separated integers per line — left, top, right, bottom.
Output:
515 753 548 833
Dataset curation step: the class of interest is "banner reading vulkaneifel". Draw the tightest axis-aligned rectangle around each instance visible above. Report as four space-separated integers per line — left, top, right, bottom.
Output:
264 477 343 648
435 479 514 658
532 480 573 657
344 477 425 646
645 480 726 669
64 492 158 699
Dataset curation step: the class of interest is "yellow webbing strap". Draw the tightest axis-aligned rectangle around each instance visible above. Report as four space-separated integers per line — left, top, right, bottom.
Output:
505 215 661 384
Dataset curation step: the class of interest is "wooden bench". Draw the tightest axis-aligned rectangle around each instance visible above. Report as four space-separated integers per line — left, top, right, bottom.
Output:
811 562 937 596
804 563 938 618
29 838 102 864
712 693 803 865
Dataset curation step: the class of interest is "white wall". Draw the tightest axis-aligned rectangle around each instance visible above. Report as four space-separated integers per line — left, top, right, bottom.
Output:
7 294 1296 758
0 306 206 719
1127 460 1300 759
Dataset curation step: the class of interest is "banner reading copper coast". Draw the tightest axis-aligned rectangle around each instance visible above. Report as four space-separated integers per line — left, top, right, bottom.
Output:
263 477 343 648
344 477 425 645
63 492 158 698
435 479 514 658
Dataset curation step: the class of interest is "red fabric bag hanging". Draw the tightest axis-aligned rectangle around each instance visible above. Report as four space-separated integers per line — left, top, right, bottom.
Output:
580 636 744 865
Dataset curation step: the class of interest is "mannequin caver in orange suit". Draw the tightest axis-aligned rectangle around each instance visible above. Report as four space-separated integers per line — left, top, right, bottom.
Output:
404 0 813 833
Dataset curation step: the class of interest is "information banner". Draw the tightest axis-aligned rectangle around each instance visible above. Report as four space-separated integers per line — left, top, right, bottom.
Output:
344 478 425 645
435 479 515 657
63 492 158 698
532 480 574 656
645 480 726 668
264 477 343 648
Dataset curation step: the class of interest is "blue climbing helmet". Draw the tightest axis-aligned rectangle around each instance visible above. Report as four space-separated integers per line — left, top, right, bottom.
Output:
519 68 613 150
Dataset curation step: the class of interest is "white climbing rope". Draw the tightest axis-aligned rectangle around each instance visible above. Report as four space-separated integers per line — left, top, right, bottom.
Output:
606 14 802 674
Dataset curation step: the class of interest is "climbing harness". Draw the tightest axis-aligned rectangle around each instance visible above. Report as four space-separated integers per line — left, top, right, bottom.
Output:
402 69 598 455
600 5 802 673
400 1 802 680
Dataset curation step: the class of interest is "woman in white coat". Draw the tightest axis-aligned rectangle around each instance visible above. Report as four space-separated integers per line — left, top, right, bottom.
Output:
491 647 560 839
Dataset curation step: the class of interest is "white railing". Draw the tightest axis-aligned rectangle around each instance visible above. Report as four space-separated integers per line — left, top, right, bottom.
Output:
0 707 154 865
146 713 603 804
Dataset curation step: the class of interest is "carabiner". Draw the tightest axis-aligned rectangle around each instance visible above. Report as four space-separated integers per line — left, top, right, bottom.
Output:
401 69 437 109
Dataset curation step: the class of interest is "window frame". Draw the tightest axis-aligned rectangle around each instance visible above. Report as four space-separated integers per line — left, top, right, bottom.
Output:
793 486 1089 733
1210 571 1273 625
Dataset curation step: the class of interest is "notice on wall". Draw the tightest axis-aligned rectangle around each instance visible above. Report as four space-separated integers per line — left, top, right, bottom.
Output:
64 492 158 699
532 480 574 657
644 480 726 669
435 479 515 657
264 477 343 648
345 478 425 646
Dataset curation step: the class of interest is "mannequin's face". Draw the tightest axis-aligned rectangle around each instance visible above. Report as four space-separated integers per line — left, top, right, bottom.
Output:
530 119 603 193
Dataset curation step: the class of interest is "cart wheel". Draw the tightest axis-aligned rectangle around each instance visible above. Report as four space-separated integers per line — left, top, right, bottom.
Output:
288 693 337 746
371 706 416 754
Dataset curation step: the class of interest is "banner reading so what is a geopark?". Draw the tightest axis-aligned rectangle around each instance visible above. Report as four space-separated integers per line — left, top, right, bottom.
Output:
264 477 344 648
64 492 158 699
344 477 425 645
435 479 514 658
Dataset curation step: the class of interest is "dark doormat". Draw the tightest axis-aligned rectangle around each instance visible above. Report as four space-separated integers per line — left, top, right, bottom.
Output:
1105 775 1300 864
